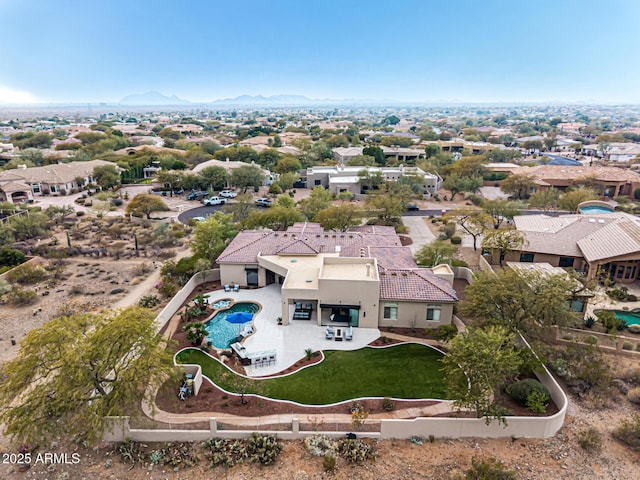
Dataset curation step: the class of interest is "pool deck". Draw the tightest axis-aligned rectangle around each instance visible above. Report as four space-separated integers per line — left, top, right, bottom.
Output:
586 282 640 323
203 284 380 377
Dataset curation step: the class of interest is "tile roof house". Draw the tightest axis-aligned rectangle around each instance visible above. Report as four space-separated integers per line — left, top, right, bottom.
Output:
217 222 458 329
486 212 640 284
0 159 117 204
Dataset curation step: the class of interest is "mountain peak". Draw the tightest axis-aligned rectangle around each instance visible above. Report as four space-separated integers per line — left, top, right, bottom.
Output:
119 91 191 105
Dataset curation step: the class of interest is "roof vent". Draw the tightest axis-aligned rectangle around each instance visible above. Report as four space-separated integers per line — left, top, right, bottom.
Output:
290 259 297 263
401 272 408 276
335 245 341 253
283 234 288 237
391 272 397 276
305 278 312 283
598 219 605 224
588 219 596 223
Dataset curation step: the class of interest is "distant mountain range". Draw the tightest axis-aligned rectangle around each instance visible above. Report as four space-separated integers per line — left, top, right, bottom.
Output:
119 91 191 105
119 91 345 106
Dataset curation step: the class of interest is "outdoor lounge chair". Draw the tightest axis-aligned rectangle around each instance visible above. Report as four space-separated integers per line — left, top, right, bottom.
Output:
295 302 303 311
345 326 353 341
224 284 231 292
233 284 240 292
325 326 334 339
304 303 313 311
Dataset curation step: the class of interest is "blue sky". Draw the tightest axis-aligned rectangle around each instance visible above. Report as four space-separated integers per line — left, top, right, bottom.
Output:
0 0 639 104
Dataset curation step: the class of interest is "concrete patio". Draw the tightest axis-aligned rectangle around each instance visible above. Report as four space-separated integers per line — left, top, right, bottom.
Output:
202 284 380 377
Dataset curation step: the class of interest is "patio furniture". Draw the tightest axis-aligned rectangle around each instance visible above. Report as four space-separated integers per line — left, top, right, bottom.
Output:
224 284 231 292
233 284 240 292
295 301 303 310
293 311 311 320
335 328 343 341
345 326 353 341
325 326 334 339
304 303 313 311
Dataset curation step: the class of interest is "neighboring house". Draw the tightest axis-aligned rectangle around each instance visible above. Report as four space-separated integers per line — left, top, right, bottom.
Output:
494 165 640 199
583 143 640 163
217 222 458 328
331 146 426 164
305 165 442 196
485 212 640 284
0 159 117 204
433 140 508 155
192 159 273 186
556 123 587 135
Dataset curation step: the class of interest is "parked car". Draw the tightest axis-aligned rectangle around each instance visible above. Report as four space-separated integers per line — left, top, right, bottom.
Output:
202 196 227 206
255 198 273 207
406 204 420 211
191 216 206 222
219 190 237 198
186 191 209 201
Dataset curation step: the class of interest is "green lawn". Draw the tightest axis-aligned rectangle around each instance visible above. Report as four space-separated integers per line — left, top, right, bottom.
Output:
176 344 449 404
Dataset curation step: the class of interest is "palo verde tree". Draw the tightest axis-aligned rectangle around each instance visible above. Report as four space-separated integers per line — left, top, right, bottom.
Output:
441 325 523 425
481 199 524 229
298 186 334 220
444 207 493 251
481 229 528 266
313 204 363 232
500 173 535 200
0 307 176 446
191 211 238 263
414 240 458 267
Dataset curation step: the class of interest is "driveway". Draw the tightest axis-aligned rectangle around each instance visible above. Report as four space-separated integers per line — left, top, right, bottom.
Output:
402 216 436 254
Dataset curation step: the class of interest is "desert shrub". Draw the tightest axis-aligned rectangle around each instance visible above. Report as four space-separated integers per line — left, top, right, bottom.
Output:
432 324 458 342
139 294 160 308
628 387 640 405
0 278 12 296
612 414 640 449
584 316 596 329
338 439 376 464
582 335 598 346
0 246 26 268
505 379 550 407
577 426 603 452
201 438 246 467
6 263 47 285
627 294 638 302
450 235 462 245
526 390 549 414
116 438 146 465
598 310 626 333
623 341 634 351
247 433 281 465
463 457 516 480
322 453 336 472
382 397 395 411
6 288 38 305
444 222 456 238
304 435 338 457
269 184 283 195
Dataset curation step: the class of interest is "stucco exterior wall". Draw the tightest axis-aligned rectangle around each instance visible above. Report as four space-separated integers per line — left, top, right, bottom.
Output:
378 301 454 328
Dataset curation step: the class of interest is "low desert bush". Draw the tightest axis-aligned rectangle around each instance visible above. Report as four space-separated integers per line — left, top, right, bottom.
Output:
6 288 38 306
627 387 640 405
6 263 47 285
505 379 550 411
577 426 603 452
462 457 516 479
612 414 640 450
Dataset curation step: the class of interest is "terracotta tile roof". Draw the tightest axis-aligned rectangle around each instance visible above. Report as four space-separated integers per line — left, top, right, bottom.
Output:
276 239 320 255
379 268 458 302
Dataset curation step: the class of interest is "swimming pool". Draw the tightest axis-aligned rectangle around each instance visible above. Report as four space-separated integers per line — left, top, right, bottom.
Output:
578 205 614 214
595 309 640 326
204 302 260 348
211 299 232 309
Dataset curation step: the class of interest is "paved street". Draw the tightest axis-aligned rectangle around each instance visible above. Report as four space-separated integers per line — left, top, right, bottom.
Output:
402 215 436 254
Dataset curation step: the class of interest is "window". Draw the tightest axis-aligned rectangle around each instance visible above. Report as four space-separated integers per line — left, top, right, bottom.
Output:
426 305 441 322
383 303 398 320
31 184 40 193
314 179 321 186
559 257 574 268
520 253 534 262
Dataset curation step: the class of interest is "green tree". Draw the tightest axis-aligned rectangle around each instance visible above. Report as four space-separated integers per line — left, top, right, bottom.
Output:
460 268 583 337
275 172 298 191
257 148 282 169
230 165 265 192
7 212 50 241
442 325 522 424
125 193 169 219
357 169 384 192
500 173 535 200
244 206 304 230
313 204 363 231
444 208 492 251
449 155 487 178
198 165 228 191
481 229 528 266
0 307 175 446
443 174 483 199
155 170 184 196
481 199 524 229
273 155 302 174
93 164 120 189
559 187 598 213
362 146 385 166
223 193 254 223
424 144 441 159
191 212 238 263
298 186 334 220
528 188 560 213
415 240 458 267
366 194 403 224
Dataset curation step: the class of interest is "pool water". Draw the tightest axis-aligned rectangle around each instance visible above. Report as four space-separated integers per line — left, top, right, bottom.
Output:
211 299 231 309
204 302 260 348
597 309 640 326
579 205 614 214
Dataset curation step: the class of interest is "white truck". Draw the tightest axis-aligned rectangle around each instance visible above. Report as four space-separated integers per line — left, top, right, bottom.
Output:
202 196 227 206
